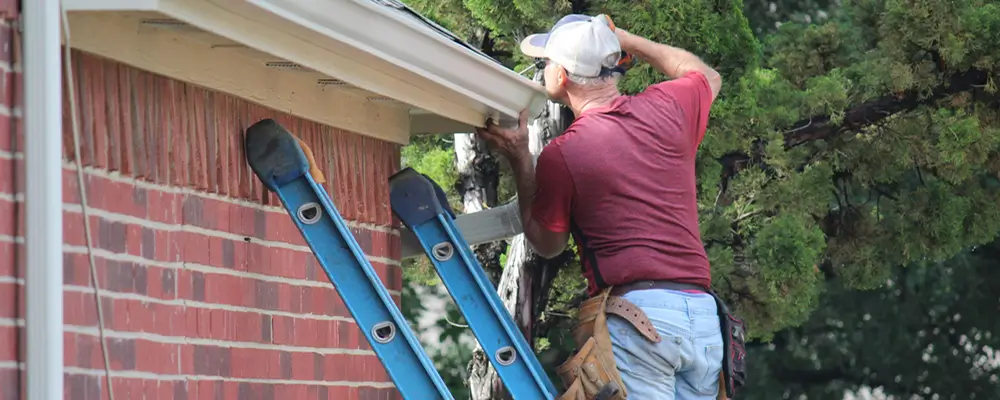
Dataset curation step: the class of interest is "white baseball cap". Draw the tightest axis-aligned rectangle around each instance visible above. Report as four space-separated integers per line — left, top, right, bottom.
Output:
520 14 622 78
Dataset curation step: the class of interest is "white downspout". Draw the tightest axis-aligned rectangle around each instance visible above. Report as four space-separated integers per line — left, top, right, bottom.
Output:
24 0 64 398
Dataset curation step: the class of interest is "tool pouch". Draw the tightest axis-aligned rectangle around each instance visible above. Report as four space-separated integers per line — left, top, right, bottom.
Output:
555 288 627 400
708 290 747 398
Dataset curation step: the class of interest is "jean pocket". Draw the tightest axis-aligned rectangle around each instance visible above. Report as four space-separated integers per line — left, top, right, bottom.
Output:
607 315 638 372
698 344 725 394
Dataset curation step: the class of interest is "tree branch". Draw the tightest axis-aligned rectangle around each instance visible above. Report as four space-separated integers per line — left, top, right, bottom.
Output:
784 68 989 148
721 67 990 176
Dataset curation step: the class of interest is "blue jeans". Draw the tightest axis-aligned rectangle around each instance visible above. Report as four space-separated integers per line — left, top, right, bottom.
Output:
608 288 723 399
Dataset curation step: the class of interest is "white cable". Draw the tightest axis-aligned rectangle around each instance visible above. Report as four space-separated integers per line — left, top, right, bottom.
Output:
59 7 116 399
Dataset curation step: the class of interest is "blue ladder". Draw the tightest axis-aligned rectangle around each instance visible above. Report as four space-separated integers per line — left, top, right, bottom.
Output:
243 119 454 400
389 168 560 400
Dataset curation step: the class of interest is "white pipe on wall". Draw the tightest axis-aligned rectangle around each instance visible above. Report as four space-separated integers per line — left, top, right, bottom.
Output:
24 0 64 398
400 201 523 259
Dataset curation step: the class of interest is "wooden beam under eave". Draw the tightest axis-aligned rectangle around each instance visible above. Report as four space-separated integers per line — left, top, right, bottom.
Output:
63 11 412 145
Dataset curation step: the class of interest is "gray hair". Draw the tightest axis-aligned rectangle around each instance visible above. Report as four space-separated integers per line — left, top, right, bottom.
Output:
558 53 622 86
566 72 621 86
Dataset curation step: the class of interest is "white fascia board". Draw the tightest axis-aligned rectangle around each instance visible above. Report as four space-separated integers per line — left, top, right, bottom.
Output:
62 0 159 11
65 0 549 134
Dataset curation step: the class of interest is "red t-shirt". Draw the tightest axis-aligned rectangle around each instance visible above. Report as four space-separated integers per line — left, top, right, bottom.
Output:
531 71 714 296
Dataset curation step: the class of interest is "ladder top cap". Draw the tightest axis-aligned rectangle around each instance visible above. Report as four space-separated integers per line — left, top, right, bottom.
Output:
244 119 311 192
389 167 456 228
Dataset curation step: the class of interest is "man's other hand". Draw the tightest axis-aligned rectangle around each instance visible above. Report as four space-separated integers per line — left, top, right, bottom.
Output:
475 108 531 160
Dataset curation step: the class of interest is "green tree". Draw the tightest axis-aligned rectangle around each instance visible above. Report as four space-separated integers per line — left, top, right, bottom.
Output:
399 0 1000 397
744 238 1000 399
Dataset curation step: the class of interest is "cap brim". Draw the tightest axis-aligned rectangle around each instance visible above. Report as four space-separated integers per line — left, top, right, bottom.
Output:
520 33 549 58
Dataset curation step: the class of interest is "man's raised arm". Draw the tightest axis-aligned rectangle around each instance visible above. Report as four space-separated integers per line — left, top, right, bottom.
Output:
615 29 723 100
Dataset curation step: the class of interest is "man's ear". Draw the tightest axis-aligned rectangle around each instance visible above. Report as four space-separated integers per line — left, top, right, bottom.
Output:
555 67 569 88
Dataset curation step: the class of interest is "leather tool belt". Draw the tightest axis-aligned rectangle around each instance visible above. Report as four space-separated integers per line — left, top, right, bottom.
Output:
555 281 747 400
555 287 645 400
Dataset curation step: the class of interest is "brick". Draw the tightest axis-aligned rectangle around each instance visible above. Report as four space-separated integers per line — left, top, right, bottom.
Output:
0 196 18 238
160 79 177 186
261 314 272 343
61 290 361 349
104 61 122 172
0 325 16 362
62 290 115 328
131 68 149 179
66 332 173 373
148 75 164 183
62 253 165 299
182 195 203 227
191 344 231 376
270 313 360 350
162 269 176 296
64 374 186 400
58 212 398 281
74 55 93 167
192 86 208 191
89 54 109 170
0 282 16 318
58 164 401 259
64 373 102 400
206 93 220 194
0 241 21 280
175 268 355 316
0 366 18 400
237 382 275 400
174 381 191 400
190 347 386 382
364 138 377 224
140 226 155 259
0 111 15 154
146 189 183 225
0 23 11 69
0 155 17 196
117 63 134 176
96 219 128 253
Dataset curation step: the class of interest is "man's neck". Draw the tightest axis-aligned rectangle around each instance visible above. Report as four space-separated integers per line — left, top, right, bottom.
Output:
569 87 622 116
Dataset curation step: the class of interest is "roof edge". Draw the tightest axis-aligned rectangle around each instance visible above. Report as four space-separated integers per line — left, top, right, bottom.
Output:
65 0 548 134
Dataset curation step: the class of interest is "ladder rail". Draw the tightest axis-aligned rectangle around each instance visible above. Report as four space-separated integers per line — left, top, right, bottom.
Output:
390 168 559 399
276 179 452 398
437 212 559 396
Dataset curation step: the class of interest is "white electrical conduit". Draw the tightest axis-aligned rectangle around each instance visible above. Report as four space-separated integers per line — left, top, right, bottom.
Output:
399 201 523 259
24 0 64 398
58 5 117 399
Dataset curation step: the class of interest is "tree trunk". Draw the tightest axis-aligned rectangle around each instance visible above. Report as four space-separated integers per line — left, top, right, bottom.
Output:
454 133 506 281
455 131 506 399
467 70 574 400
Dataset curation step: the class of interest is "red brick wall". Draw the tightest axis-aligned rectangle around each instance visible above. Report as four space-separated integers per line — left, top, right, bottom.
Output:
1 25 405 400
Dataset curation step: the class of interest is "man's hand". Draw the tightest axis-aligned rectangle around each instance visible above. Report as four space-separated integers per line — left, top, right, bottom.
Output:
474 107 569 259
474 108 531 160
613 27 633 51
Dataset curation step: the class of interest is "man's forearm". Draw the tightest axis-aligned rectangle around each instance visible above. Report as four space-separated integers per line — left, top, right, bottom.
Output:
617 30 722 95
508 153 537 232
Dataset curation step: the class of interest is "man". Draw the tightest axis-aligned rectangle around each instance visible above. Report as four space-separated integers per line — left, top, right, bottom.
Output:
475 14 726 400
